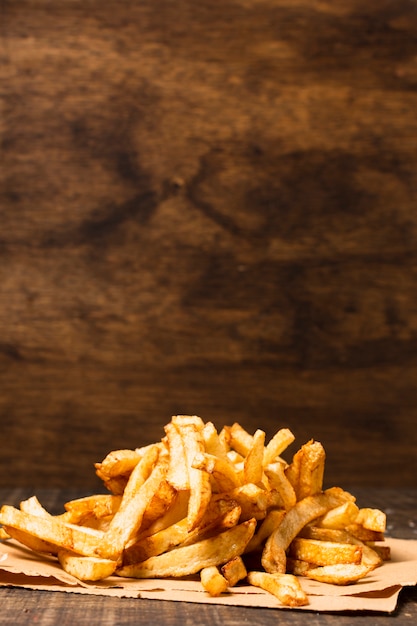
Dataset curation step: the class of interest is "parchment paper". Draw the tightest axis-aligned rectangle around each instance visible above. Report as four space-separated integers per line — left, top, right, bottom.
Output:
1 537 416 613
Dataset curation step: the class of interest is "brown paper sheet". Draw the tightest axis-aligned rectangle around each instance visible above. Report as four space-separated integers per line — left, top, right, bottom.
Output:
1 537 416 613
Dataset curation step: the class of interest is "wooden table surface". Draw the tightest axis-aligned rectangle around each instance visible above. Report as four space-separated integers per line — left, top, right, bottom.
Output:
2 0 417 491
0 488 416 625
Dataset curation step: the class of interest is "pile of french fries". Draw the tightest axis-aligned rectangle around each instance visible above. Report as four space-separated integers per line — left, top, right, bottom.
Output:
0 416 389 607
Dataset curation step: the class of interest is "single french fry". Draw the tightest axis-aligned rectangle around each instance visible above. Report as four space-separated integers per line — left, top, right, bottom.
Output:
317 501 359 529
305 563 373 585
0 506 103 557
248 571 308 607
202 421 230 460
164 422 189 490
58 550 117 581
227 423 253 457
263 428 295 466
221 555 247 587
289 538 363 566
176 419 212 531
286 440 326 501
355 508 386 533
264 462 297 510
200 565 229 596
243 429 266 485
3 525 59 554
95 449 141 481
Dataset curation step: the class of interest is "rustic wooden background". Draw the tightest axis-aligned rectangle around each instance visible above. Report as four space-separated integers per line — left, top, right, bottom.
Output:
1 0 416 489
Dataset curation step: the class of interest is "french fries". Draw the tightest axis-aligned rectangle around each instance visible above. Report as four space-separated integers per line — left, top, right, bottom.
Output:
0 416 388 608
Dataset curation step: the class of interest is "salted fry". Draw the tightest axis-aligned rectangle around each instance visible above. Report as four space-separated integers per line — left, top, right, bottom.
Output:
305 563 374 585
243 429 266 485
221 555 247 586
248 571 308 607
263 428 295 466
289 538 362 566
264 462 297 510
58 550 117 581
0 506 103 557
355 507 386 533
200 565 229 596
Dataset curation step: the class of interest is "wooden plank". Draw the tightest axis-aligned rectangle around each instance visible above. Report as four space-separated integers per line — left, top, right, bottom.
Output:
1 1 417 487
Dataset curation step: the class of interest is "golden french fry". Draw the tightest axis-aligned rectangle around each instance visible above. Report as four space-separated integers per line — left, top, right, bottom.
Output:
95 449 141 481
117 518 256 578
317 501 359 529
200 565 229 596
298 525 382 569
248 571 308 607
289 538 363 566
264 462 297 510
202 421 230 460
221 555 247 586
64 494 122 524
355 507 386 533
0 506 103 557
243 429 265 485
345 523 385 542
3 525 59 554
263 428 295 466
305 563 373 585
140 478 177 531
176 419 212 531
164 422 189 490
227 423 253 456
58 550 117 581
285 440 326 501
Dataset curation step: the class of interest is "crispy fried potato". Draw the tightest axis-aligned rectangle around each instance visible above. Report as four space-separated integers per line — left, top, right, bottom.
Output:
289 538 363 566
221 555 247 587
286 440 326 500
117 519 256 578
262 488 353 573
355 507 386 533
264 462 297 510
58 550 117 581
0 416 388 606
200 565 229 596
305 563 374 585
248 571 308 607
96 456 167 560
0 506 103 557
263 428 295 466
3 525 59 554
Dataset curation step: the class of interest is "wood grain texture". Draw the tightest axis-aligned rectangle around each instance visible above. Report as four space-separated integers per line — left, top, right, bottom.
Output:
1 0 417 487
